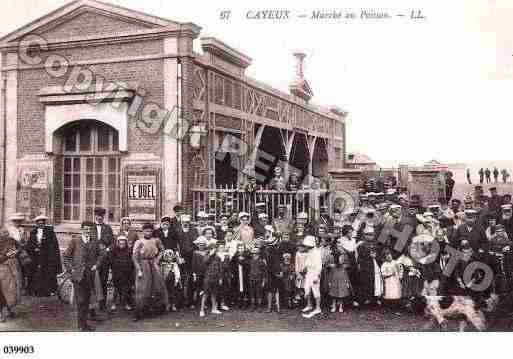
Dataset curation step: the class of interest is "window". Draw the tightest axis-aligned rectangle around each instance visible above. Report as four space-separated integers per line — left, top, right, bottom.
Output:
58 121 121 223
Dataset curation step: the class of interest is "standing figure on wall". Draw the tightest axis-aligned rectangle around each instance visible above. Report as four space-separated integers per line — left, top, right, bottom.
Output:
93 208 114 312
25 215 62 297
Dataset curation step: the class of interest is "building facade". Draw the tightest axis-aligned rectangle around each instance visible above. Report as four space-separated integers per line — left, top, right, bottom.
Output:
0 0 346 236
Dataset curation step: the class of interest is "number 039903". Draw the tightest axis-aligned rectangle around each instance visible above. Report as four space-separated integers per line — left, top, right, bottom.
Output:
2 346 35 355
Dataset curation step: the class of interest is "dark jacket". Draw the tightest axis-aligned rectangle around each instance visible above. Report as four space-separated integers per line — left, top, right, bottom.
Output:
63 234 102 283
93 223 114 248
26 226 62 296
453 223 487 251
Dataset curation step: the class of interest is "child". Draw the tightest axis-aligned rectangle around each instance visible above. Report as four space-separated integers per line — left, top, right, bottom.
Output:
225 229 242 260
230 243 248 308
218 245 231 311
396 253 422 308
319 235 334 309
263 226 282 313
248 246 267 311
107 236 134 311
294 244 308 306
160 249 181 312
328 249 352 313
280 253 295 309
199 243 224 317
381 250 402 311
191 236 209 307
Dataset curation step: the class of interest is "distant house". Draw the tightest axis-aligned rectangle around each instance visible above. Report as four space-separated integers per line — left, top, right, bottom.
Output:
346 152 379 171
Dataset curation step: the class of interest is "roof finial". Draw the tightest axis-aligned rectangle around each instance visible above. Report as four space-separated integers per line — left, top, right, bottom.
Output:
293 52 306 78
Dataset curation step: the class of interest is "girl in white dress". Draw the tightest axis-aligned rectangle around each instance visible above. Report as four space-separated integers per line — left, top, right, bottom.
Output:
381 251 402 310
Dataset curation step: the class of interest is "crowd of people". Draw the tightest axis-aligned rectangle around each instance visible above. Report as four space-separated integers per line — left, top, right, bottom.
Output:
2 184 513 331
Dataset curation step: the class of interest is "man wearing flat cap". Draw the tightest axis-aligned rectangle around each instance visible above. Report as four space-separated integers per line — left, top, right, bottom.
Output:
26 214 61 297
488 187 502 213
499 204 513 240
155 216 174 250
92 207 113 311
169 203 185 235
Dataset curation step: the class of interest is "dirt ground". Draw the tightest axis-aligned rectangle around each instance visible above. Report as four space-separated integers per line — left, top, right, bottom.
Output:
2 296 512 332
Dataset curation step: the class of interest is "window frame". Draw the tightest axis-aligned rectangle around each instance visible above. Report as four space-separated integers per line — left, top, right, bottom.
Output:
59 121 121 224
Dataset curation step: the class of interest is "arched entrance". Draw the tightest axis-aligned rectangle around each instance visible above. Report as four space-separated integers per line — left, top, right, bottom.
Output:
255 126 286 186
289 132 310 182
312 138 329 178
53 120 121 223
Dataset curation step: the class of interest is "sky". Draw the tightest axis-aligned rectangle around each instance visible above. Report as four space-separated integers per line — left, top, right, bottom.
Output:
1 0 512 169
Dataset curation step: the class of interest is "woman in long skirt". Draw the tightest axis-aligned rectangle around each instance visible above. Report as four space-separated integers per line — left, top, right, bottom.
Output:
132 223 170 321
0 228 22 322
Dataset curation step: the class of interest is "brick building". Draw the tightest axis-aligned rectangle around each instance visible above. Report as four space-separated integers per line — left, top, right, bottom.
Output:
0 0 347 236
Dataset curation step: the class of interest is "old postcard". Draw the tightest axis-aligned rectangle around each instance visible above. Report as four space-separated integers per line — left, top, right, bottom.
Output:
0 0 512 355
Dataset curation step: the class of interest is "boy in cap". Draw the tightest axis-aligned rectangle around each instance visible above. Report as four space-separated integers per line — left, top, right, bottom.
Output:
247 246 267 311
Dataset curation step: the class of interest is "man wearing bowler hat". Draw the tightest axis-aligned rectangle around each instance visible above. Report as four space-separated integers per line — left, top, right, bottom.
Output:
63 221 102 331
93 207 113 312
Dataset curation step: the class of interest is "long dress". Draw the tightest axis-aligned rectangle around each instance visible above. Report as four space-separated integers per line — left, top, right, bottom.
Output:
132 237 169 312
381 260 402 300
0 237 21 308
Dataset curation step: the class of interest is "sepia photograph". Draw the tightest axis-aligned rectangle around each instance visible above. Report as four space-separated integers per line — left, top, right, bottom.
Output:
0 0 513 351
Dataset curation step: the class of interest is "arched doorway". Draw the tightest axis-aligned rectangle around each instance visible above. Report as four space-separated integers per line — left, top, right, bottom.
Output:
54 120 122 223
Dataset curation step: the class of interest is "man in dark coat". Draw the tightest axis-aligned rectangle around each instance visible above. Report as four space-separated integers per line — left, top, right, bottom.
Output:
445 171 455 202
452 209 487 251
169 203 185 235
499 204 513 240
155 216 175 250
479 168 484 184
171 215 197 307
25 215 62 297
488 187 502 214
493 167 499 183
63 221 101 331
485 168 491 184
92 208 113 311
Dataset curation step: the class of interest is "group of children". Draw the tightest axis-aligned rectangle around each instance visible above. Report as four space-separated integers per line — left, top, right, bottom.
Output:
101 218 426 320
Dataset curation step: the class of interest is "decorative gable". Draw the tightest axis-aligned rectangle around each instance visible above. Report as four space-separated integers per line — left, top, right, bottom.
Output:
0 0 185 46
35 10 155 40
